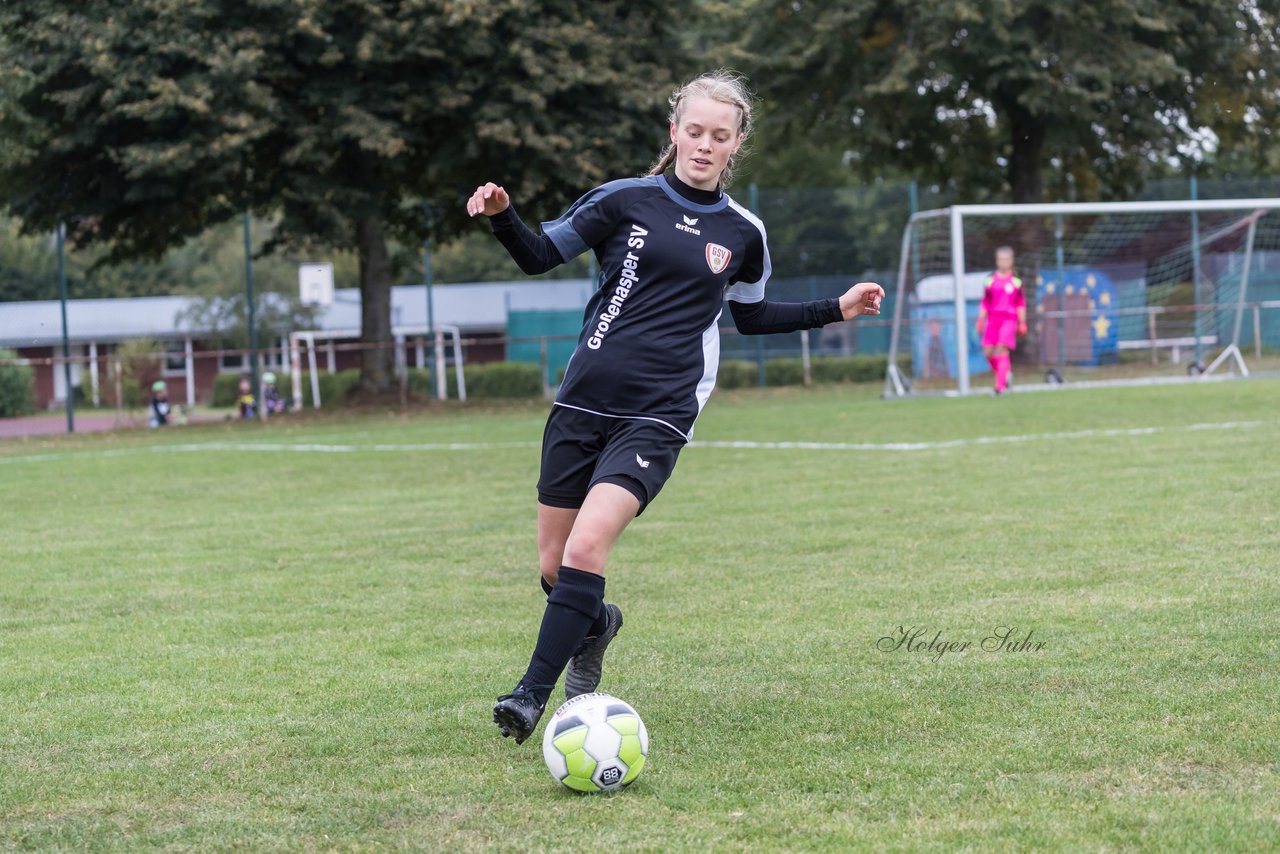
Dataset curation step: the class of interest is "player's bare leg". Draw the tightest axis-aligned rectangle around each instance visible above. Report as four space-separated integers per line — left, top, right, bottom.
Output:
562 484 636 698
495 485 638 742
538 503 578 589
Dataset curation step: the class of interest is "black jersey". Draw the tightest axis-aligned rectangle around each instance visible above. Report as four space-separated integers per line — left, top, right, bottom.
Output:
539 174 771 440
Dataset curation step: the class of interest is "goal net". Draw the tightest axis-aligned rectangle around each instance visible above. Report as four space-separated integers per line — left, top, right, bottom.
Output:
884 199 1280 396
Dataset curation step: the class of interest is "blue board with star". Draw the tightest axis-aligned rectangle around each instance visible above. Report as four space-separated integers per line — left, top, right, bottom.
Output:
1036 267 1120 365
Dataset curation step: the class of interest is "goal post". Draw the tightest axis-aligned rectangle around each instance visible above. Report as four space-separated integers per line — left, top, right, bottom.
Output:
884 198 1280 397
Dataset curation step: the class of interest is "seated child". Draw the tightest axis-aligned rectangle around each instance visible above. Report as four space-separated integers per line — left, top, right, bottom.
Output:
149 380 170 428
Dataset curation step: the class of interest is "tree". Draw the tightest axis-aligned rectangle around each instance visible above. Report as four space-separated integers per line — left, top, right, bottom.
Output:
1 0 683 392
742 0 1279 205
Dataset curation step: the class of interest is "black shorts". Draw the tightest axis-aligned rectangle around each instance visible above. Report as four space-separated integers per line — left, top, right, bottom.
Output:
537 404 686 515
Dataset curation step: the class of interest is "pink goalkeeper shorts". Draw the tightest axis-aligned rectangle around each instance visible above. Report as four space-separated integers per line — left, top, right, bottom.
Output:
982 315 1019 349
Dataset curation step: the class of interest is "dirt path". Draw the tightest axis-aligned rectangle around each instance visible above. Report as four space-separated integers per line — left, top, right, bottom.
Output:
0 411 225 438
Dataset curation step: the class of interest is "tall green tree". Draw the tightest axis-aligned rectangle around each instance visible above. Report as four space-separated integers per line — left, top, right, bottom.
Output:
1 0 681 391
742 0 1279 204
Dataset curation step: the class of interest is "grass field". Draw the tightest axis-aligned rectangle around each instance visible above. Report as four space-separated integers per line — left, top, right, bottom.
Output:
2 380 1279 851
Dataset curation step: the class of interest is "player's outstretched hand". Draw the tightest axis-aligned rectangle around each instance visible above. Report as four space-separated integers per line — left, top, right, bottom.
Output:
839 282 885 320
1018 321 1028 336
466 182 510 218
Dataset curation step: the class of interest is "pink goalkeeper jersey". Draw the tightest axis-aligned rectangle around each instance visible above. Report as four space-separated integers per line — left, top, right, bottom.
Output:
982 272 1025 317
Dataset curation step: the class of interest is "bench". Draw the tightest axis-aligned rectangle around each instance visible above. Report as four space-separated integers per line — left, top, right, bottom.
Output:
1117 335 1218 365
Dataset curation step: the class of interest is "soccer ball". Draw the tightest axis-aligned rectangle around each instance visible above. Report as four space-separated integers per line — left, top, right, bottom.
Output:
541 692 648 792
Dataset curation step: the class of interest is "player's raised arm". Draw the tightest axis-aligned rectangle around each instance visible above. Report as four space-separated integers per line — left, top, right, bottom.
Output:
467 181 565 275
838 282 884 319
730 281 883 334
466 182 510 217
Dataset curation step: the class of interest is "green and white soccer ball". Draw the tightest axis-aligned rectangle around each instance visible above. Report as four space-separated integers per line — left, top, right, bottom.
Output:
541 692 648 792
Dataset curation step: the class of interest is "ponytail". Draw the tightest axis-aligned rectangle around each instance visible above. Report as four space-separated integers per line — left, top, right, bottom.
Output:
647 143 678 178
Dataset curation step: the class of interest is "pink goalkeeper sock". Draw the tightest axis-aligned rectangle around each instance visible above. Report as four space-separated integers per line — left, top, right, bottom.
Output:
995 354 1010 391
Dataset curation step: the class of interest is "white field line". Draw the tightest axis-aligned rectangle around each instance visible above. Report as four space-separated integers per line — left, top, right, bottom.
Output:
0 420 1271 466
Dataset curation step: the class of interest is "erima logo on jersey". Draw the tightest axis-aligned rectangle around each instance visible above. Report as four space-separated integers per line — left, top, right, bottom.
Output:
635 454 651 469
706 243 732 275
587 224 647 350
676 214 701 236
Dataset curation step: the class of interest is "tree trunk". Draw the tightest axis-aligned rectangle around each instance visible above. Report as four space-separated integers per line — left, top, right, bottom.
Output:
1007 108 1045 205
356 212 395 394
1006 105 1046 367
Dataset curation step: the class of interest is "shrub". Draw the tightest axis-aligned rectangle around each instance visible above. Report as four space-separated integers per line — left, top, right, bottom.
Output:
810 354 911 384
211 373 242 407
215 369 361 409
718 354 913 390
459 361 542 399
763 357 804 387
0 350 35 417
409 361 543 400
301 369 360 408
716 359 758 389
114 338 162 409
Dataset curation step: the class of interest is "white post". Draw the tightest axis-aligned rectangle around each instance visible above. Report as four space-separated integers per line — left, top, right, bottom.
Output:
949 207 970 394
434 329 447 400
88 340 100 407
883 216 920 397
184 336 195 407
307 334 321 408
415 338 425 369
326 341 336 373
1255 306 1263 360
1204 215 1258 378
800 329 811 386
289 333 304 412
449 328 467 402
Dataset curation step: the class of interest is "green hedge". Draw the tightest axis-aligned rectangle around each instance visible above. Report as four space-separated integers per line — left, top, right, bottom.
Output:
214 369 361 408
211 373 241 407
0 350 35 417
301 369 361 407
734 354 908 389
811 354 907 384
409 361 542 399
716 359 758 389
235 355 907 412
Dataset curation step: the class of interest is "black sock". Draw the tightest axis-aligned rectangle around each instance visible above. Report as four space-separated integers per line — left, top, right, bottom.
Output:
586 601 608 637
518 566 604 706
543 573 606 641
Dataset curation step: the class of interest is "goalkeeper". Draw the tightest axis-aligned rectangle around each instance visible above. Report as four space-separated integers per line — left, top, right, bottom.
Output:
976 246 1027 394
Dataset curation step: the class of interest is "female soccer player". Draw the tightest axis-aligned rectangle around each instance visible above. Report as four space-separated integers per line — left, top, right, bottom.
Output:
975 246 1027 394
467 70 885 745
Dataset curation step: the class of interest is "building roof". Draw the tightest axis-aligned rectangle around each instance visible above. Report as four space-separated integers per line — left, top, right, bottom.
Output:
0 279 593 348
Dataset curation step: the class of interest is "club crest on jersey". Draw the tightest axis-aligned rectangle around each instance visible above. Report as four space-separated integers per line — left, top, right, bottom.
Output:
705 243 732 275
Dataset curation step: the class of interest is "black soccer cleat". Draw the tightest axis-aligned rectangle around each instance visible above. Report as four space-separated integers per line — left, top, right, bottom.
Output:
493 685 545 745
564 603 624 700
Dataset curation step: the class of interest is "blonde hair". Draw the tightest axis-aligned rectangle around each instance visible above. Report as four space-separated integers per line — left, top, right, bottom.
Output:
647 69 754 188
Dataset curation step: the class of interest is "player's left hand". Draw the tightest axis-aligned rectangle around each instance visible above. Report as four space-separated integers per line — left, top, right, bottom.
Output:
1018 321 1028 336
839 282 885 320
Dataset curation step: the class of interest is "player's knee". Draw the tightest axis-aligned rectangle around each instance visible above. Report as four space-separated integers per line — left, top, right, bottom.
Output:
562 529 611 571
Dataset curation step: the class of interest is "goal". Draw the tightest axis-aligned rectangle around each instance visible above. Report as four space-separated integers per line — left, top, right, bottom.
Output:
883 198 1280 396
